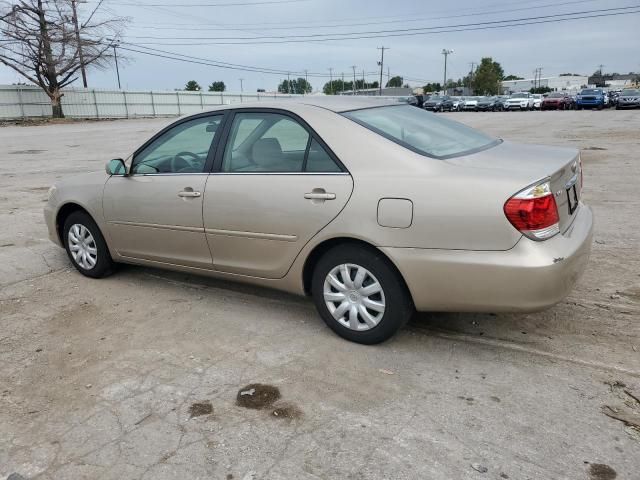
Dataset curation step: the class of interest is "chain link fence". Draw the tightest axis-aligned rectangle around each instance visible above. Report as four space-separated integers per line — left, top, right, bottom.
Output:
0 85 304 120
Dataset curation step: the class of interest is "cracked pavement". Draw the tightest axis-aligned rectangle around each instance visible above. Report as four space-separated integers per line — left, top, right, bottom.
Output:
1 111 639 479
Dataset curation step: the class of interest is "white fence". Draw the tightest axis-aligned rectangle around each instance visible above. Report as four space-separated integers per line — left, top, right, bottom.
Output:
0 85 303 120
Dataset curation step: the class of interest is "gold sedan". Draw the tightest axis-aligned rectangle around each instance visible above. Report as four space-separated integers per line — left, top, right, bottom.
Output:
44 99 593 344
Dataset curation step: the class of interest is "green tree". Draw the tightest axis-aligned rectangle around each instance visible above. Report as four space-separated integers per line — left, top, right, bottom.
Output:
278 77 312 94
323 79 348 95
503 74 524 81
386 76 403 88
185 80 201 91
208 81 226 92
529 86 553 94
422 82 442 93
471 57 504 95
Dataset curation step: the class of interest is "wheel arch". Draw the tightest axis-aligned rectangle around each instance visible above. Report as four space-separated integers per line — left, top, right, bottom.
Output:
55 202 94 245
301 237 413 305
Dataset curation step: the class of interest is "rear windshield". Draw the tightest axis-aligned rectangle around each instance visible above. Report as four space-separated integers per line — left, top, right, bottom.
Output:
343 105 500 159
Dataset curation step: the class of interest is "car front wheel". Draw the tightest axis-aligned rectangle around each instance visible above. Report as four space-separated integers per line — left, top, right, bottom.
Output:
311 244 414 344
63 211 114 278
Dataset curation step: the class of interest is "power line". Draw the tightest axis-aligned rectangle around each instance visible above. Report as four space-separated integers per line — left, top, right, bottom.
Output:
126 0 611 32
104 0 309 6
121 6 640 45
124 5 638 40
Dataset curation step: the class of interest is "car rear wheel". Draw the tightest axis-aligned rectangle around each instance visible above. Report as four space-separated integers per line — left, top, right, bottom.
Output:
311 244 414 344
63 211 114 278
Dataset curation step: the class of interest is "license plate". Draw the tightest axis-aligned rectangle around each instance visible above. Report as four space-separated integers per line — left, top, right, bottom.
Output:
566 184 579 214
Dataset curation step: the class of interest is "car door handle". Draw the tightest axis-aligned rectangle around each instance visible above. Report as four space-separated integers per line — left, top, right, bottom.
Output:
304 192 336 200
178 190 201 198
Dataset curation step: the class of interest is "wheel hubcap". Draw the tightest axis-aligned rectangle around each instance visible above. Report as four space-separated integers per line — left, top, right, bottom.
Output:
68 223 97 270
323 263 386 331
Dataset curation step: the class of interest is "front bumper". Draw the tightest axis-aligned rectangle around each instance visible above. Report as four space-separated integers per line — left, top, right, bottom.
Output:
382 205 593 312
44 203 62 247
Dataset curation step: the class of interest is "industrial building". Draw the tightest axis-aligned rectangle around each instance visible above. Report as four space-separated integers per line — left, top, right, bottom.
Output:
502 75 589 93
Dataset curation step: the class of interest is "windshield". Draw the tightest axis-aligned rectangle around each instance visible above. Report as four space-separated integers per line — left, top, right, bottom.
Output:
343 105 499 159
622 89 639 96
428 96 444 101
548 93 564 98
581 89 601 95
511 93 528 98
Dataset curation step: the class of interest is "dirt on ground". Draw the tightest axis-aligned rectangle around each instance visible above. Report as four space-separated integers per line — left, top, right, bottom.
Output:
1 110 639 479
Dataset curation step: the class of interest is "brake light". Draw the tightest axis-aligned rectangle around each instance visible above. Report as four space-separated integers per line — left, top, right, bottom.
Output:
504 180 560 241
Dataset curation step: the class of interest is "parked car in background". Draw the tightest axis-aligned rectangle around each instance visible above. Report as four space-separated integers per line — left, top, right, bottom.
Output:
616 89 640 109
504 92 534 111
576 88 606 110
531 94 543 110
495 95 510 110
44 98 593 344
541 92 575 110
462 96 481 111
423 95 454 112
476 96 502 111
450 96 464 111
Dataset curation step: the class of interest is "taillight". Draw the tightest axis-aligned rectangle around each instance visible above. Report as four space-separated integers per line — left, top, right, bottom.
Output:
504 180 560 241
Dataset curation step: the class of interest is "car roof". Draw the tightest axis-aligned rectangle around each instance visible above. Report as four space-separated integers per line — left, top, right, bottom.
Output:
198 97 401 114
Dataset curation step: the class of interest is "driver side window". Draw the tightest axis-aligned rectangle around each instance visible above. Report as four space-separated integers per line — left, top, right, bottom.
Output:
132 115 222 174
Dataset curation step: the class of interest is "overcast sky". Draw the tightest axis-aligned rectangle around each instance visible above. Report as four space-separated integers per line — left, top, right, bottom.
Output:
1 0 638 92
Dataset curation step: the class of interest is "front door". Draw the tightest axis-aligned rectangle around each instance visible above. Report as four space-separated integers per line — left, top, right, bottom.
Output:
103 114 224 269
203 111 353 279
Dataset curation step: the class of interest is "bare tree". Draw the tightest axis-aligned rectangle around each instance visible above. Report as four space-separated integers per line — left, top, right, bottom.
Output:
0 0 126 118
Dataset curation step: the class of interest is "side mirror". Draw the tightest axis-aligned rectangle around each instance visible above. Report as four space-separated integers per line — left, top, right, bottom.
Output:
106 158 127 176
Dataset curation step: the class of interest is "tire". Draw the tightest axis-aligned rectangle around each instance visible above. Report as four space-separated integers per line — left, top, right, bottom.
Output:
597 104 604 110
577 105 582 110
311 244 414 345
63 211 114 278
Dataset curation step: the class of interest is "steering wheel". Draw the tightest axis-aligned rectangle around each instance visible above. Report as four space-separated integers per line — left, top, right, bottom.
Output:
171 151 200 172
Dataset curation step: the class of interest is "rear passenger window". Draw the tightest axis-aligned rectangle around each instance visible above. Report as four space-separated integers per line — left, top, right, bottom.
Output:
306 139 342 172
221 111 343 173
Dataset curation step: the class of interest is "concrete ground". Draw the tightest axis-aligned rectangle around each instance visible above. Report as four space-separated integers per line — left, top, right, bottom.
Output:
1 110 639 480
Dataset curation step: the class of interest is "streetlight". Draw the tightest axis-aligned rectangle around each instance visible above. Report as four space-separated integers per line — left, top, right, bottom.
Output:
442 49 453 95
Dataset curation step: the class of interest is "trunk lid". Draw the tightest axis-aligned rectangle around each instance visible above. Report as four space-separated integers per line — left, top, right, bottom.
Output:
446 141 582 233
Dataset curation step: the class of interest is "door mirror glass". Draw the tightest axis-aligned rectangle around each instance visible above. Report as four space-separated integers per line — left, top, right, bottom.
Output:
106 158 126 176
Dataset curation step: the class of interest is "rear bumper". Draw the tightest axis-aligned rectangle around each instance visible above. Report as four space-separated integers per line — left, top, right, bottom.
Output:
382 204 593 313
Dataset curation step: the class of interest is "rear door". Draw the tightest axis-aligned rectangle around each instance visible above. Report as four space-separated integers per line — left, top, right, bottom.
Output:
203 109 353 279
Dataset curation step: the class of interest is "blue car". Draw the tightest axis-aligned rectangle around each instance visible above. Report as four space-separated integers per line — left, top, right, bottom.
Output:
576 88 606 110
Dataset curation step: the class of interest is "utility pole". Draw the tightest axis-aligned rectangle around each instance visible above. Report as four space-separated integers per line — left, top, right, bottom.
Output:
304 70 308 94
351 66 357 95
239 78 244 93
341 73 345 94
71 0 88 88
362 69 366 91
468 62 475 93
328 68 333 95
112 42 121 89
377 46 389 96
286 73 290 93
442 49 453 95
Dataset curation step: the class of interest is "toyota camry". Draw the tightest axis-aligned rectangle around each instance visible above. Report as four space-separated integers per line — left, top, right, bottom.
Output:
44 98 593 344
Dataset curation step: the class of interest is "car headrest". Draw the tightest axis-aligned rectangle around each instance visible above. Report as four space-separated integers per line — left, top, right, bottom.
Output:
252 138 283 168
